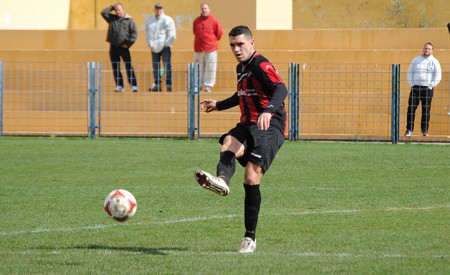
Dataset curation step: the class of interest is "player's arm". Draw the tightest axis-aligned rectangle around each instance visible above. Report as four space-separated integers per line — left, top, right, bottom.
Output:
258 83 288 130
216 92 239 111
264 83 288 114
201 92 239 113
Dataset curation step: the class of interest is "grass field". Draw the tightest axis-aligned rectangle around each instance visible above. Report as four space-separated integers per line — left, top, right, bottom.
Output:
0 137 448 274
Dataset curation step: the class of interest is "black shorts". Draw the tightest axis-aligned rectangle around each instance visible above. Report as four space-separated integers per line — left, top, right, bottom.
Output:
219 122 285 173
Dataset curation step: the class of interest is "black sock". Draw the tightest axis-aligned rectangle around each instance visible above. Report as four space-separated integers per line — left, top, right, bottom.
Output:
244 184 261 241
216 151 235 184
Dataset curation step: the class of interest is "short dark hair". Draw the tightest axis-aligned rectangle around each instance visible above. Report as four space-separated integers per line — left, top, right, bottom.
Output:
229 25 252 38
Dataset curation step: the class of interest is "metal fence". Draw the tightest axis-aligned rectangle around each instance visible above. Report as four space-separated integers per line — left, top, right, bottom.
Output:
0 61 448 143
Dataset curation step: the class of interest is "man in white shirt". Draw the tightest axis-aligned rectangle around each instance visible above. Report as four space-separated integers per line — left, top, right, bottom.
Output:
145 3 176 92
405 42 441 137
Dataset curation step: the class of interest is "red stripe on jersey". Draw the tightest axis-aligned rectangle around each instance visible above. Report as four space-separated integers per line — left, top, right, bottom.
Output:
260 61 283 85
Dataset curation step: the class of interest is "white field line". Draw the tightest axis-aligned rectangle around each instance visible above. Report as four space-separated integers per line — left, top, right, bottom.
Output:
1 249 447 260
1 205 448 237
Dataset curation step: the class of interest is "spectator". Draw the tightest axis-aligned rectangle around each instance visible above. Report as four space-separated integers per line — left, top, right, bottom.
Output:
193 3 223 92
145 3 176 92
101 3 138 92
405 42 442 137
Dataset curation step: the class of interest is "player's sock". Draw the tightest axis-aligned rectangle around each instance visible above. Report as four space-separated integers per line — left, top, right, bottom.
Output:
216 151 235 184
243 184 261 241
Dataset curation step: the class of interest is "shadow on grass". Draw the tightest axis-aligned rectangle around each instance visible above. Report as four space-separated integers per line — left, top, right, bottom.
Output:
37 245 188 256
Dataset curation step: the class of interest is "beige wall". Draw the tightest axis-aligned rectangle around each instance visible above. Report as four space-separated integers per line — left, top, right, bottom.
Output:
68 0 450 30
0 28 448 65
0 0 447 30
78 0 256 31
294 0 450 29
257 0 293 30
0 0 70 29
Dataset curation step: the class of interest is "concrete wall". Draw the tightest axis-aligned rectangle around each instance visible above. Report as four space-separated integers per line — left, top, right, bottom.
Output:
0 28 448 65
1 0 448 30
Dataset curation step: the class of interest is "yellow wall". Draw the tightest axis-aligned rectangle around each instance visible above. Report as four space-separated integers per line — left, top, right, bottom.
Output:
72 0 256 31
0 28 448 65
2 0 448 30
67 0 450 30
294 0 450 29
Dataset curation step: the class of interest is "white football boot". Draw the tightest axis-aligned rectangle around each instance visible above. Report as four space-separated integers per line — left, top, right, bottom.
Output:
237 237 256 253
194 170 229 196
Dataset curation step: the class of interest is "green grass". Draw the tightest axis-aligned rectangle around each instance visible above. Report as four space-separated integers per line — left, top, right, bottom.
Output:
0 137 448 274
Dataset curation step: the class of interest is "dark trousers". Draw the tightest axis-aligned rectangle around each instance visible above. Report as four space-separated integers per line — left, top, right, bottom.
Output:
406 85 433 132
151 47 172 85
109 45 137 87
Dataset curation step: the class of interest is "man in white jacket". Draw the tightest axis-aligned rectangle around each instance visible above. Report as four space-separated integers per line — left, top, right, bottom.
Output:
405 42 442 137
146 3 176 92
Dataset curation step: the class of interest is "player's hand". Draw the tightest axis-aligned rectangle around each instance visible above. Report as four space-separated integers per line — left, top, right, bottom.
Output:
200 99 217 113
258 112 272 130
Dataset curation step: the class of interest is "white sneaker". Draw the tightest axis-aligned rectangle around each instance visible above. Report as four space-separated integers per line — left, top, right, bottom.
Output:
131 86 138 92
115 85 123 92
194 170 229 196
205 86 211 93
237 237 256 253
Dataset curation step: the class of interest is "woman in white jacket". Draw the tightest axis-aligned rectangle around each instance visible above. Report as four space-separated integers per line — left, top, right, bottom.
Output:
146 3 176 92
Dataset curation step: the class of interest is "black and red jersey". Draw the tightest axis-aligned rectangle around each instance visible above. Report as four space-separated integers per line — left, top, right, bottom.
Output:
216 51 287 131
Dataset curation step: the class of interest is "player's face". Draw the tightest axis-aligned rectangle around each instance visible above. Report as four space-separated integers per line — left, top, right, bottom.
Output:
200 4 210 16
422 44 433 57
229 34 255 62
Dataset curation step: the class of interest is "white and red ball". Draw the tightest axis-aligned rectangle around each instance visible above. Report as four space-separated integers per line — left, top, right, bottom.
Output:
104 189 137 222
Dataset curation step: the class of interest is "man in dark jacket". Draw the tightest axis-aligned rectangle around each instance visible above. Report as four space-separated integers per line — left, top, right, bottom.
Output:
101 3 138 92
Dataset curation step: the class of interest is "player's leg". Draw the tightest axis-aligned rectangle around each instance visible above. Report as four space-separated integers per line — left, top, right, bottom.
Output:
238 163 262 254
195 125 247 196
238 124 285 253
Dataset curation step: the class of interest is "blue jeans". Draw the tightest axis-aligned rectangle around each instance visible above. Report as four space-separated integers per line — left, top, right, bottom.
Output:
152 47 172 85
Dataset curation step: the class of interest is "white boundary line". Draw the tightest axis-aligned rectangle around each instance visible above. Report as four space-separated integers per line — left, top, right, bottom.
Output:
0 249 447 260
1 205 448 237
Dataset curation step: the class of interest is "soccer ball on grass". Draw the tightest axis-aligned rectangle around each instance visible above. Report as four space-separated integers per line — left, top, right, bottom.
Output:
104 189 137 222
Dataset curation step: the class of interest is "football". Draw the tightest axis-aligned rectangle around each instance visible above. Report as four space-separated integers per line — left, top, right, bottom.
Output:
103 189 137 222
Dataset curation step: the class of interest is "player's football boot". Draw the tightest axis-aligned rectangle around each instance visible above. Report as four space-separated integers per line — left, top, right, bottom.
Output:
237 237 256 253
194 170 229 196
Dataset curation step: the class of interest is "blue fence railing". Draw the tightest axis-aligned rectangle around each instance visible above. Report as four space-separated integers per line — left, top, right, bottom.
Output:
0 61 448 143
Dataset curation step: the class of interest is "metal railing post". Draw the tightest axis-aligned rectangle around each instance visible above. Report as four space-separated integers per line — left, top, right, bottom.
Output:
289 63 299 141
391 64 400 144
88 62 97 139
0 61 3 136
97 62 102 137
188 63 196 140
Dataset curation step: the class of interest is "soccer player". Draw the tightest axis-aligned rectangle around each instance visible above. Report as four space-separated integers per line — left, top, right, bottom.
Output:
194 25 288 253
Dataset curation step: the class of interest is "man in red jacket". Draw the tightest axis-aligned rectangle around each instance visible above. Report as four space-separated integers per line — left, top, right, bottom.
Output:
193 3 223 93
